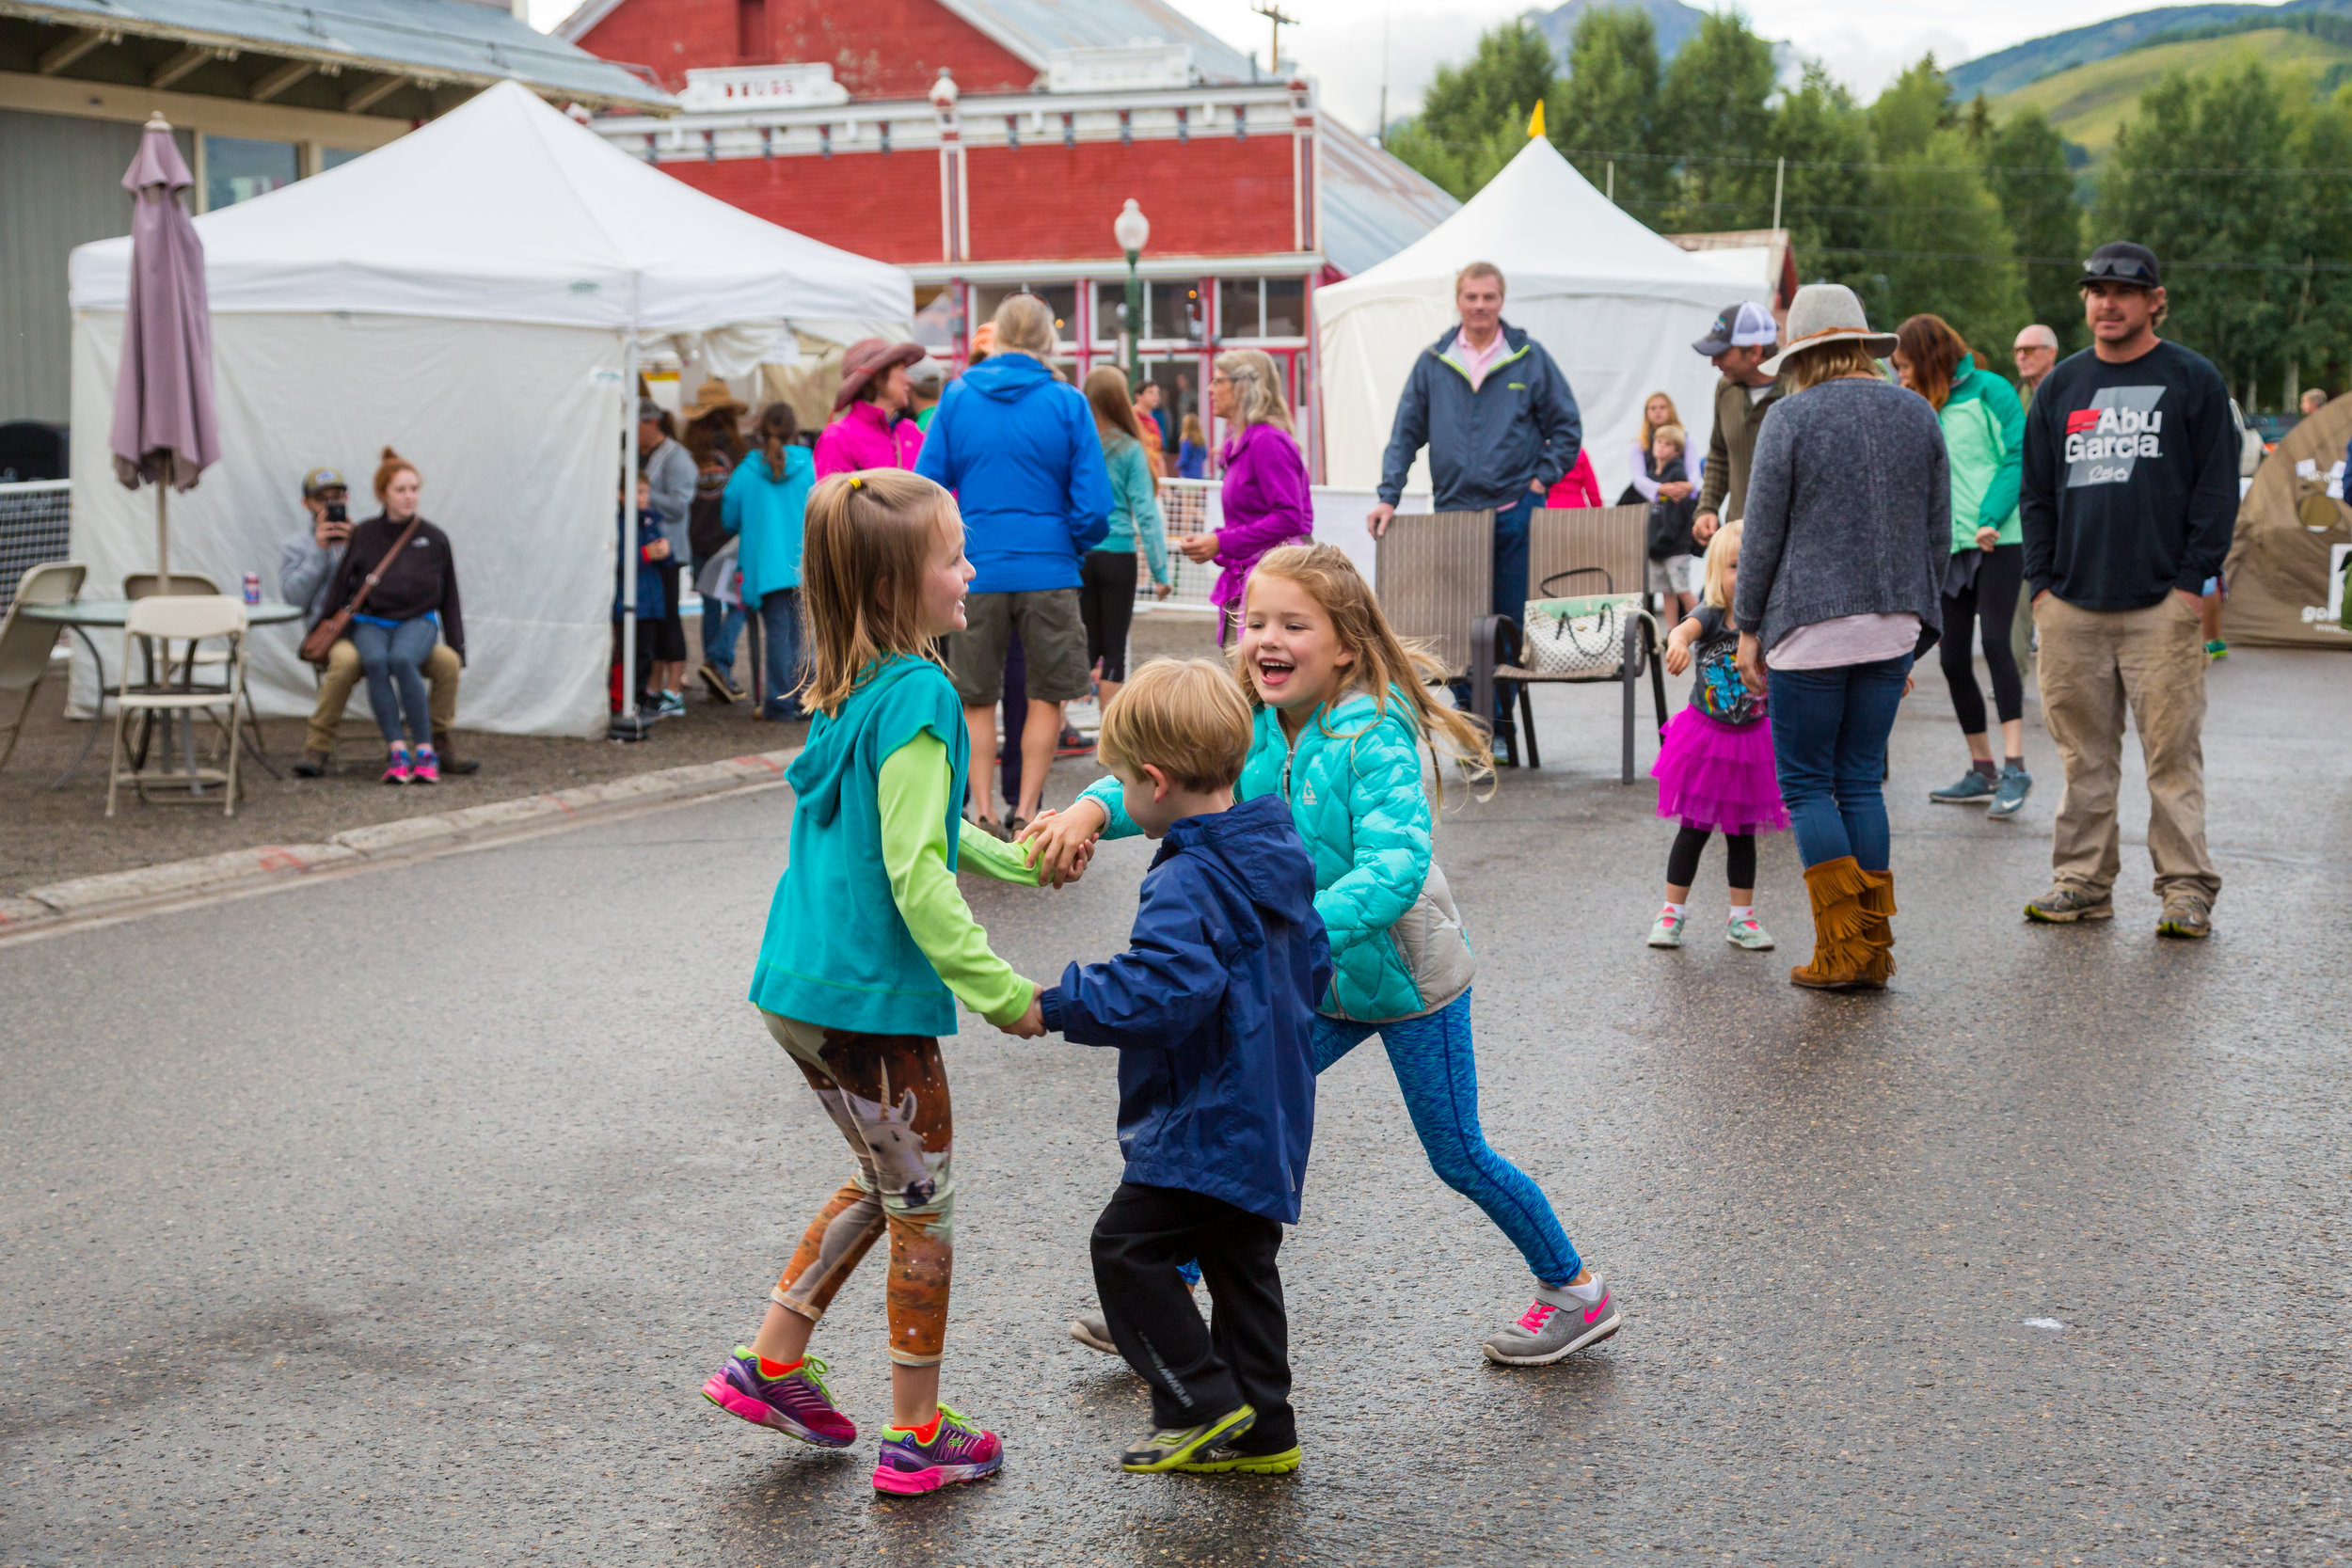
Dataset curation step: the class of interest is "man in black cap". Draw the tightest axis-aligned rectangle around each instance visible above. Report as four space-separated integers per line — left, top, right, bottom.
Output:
2018 241 2235 939
1690 300 1782 547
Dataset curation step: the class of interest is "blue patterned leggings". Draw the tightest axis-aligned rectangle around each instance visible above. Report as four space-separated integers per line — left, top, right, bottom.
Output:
1312 989 1582 1287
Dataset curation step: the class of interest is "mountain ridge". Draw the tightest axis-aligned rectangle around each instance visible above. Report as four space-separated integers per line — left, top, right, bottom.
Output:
1948 0 2352 96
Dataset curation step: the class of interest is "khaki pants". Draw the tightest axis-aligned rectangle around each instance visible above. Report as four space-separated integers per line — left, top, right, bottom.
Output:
306 637 461 755
2034 592 2218 904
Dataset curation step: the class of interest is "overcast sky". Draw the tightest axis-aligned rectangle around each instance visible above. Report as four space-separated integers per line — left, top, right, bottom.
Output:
531 0 2201 129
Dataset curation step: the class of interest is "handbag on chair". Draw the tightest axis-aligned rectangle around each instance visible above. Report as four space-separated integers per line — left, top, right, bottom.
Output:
300 515 422 667
1521 567 1630 678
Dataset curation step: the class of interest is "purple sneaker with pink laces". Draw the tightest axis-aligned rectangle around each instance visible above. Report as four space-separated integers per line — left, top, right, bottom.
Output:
701 1348 856 1448
1482 1275 1624 1365
871 1404 1003 1495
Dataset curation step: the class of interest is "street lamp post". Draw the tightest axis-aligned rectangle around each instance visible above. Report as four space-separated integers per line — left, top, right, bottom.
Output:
1113 198 1150 393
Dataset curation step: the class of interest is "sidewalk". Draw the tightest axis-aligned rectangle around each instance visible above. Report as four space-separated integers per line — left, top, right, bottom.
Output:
0 675 799 898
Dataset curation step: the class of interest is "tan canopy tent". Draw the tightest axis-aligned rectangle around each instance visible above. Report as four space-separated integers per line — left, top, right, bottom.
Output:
2224 398 2352 647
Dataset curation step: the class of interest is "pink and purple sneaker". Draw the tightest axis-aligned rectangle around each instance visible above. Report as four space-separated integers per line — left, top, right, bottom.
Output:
701 1348 857 1448
871 1404 1003 1495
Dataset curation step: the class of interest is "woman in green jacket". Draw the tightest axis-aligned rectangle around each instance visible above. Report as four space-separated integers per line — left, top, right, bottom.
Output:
1896 315 2033 820
1080 368 1175 712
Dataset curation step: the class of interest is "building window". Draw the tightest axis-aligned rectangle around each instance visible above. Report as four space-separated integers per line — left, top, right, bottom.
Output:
738 0 767 59
913 285 961 354
321 147 366 172
972 283 1077 346
204 135 297 211
1216 277 1308 341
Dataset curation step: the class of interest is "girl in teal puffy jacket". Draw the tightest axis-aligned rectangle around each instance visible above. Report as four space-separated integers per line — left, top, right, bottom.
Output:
1025 544 1626 1367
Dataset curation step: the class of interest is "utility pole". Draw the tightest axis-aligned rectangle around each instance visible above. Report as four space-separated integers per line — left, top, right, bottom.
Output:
1376 10 1389 146
1606 161 1614 203
1252 1 1298 76
1772 155 1785 232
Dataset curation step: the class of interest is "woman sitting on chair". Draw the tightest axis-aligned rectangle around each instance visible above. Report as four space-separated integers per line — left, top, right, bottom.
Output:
323 446 465 784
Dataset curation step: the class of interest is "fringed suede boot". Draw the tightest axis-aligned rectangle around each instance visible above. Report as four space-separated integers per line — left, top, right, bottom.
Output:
1855 868 1898 986
1790 855 1877 990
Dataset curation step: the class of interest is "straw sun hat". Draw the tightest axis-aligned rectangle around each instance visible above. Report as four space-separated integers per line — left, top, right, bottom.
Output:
680 377 749 421
1758 284 1899 378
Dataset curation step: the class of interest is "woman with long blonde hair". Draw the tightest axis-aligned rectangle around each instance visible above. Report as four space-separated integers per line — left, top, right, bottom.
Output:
1622 389 1696 507
1175 348 1311 644
1026 544 1626 1371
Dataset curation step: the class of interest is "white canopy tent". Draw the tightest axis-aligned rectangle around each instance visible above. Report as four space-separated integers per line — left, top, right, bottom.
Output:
68 81 911 736
1317 137 1772 508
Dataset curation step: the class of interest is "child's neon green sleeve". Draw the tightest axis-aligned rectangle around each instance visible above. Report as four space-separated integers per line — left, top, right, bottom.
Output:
876 731 1038 1027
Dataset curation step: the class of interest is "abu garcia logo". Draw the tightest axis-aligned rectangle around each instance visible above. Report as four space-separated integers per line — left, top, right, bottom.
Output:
2063 402 2164 463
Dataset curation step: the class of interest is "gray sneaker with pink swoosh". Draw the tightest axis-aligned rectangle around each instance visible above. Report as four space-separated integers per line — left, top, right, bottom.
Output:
1482 1275 1624 1365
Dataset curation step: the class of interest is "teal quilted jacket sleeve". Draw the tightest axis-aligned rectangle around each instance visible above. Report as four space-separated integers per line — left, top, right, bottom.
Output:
1311 709 1431 958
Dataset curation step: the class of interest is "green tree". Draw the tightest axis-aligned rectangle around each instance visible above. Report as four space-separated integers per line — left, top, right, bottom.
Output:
1870 55 1955 159
1554 7 1669 215
2289 92 2352 397
2103 65 2296 406
1766 65 1877 293
1385 19 1557 199
1656 10 1777 229
1870 126 2030 358
1983 107 2088 355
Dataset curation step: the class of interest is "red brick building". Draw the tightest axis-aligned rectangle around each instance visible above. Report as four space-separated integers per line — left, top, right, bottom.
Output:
555 0 1457 475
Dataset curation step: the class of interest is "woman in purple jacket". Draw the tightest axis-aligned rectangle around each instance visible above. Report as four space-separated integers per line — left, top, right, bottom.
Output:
1180 349 1311 643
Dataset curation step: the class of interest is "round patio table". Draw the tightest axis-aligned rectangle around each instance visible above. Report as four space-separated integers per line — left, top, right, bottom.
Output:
24 597 302 790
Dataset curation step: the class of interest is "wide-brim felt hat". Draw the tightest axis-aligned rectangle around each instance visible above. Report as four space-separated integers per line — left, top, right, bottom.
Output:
834 339 925 411
681 377 749 421
1759 284 1898 378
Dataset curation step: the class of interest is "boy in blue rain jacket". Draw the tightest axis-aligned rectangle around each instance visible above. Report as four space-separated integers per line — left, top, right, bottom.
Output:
1037 658 1330 1480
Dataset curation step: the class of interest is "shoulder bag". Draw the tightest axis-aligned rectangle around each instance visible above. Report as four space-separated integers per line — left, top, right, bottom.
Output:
300 515 422 667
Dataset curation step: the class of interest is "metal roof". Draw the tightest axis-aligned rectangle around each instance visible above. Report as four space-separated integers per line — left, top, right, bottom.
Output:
934 0 1260 84
1318 114 1460 278
1 0 672 111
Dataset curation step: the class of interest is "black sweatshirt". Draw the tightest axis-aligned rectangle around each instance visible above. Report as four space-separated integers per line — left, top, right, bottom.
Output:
2018 340 2238 610
325 515 465 660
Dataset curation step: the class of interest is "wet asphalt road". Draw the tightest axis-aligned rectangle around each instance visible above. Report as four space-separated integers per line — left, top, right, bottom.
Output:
4 648 2345 1567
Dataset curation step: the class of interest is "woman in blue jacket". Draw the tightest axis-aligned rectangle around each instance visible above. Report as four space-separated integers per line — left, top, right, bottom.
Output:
915 294 1113 832
723 404 818 721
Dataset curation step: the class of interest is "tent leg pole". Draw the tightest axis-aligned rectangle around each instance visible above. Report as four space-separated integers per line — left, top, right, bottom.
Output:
620 334 640 727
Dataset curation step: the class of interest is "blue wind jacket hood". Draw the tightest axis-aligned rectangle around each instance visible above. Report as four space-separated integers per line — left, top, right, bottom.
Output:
914 353 1113 594
1040 792 1332 1223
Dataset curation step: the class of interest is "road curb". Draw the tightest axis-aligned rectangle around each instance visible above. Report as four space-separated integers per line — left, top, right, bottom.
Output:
0 748 796 937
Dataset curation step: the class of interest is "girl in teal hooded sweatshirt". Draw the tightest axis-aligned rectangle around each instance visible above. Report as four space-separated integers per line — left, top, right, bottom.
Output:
1025 544 1627 1368
702 470 1048 1497
1895 313 2035 819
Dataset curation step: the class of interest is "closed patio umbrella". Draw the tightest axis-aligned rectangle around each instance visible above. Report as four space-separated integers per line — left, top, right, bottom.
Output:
108 112 219 578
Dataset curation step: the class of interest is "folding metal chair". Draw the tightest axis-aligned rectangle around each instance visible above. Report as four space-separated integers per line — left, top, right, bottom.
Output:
0 561 86 774
105 594 248 817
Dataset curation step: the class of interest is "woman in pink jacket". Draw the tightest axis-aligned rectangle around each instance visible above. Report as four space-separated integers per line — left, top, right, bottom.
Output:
814 339 926 478
1177 349 1311 643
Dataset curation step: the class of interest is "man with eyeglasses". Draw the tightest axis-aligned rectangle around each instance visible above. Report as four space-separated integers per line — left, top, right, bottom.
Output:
2017 242 2234 940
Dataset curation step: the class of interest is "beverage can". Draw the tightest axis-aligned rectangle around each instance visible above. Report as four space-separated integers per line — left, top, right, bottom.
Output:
243 572 262 605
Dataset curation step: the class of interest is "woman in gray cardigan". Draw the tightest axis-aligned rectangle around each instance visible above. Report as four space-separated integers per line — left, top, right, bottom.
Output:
1733 285 1947 990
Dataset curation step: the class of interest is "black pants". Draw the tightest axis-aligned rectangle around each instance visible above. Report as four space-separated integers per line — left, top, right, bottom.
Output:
1939 543 2025 735
1078 549 1139 684
649 561 688 663
1667 824 1755 889
1090 1181 1295 1452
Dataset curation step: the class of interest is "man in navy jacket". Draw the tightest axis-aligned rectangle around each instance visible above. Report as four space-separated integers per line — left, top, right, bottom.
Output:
1365 262 1582 742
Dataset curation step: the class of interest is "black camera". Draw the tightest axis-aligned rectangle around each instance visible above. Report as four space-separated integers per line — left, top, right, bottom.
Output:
325 502 347 524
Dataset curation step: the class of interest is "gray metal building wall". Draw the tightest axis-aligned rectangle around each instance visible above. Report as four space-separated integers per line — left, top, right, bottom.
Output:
0 111 194 425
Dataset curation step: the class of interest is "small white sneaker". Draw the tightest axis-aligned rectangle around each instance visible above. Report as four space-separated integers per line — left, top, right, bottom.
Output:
1646 908 1685 948
1725 912 1776 950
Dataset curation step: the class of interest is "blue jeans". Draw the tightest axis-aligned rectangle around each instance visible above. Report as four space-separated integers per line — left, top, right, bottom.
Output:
1451 488 1539 721
756 590 803 720
351 617 437 746
1766 655 1912 870
1312 988 1581 1286
701 584 743 672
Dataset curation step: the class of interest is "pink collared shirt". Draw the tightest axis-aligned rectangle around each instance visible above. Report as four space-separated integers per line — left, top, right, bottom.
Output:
1444 328 1509 391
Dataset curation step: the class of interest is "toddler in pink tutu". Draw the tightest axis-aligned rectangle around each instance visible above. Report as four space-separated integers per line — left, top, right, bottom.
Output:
1648 521 1789 950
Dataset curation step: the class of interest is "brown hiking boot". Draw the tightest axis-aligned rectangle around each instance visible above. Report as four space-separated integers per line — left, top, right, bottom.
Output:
433 729 481 776
1790 855 1880 990
293 748 329 778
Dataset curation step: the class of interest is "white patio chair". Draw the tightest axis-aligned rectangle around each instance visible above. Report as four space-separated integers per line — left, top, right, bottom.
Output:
105 594 248 818
0 561 86 774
